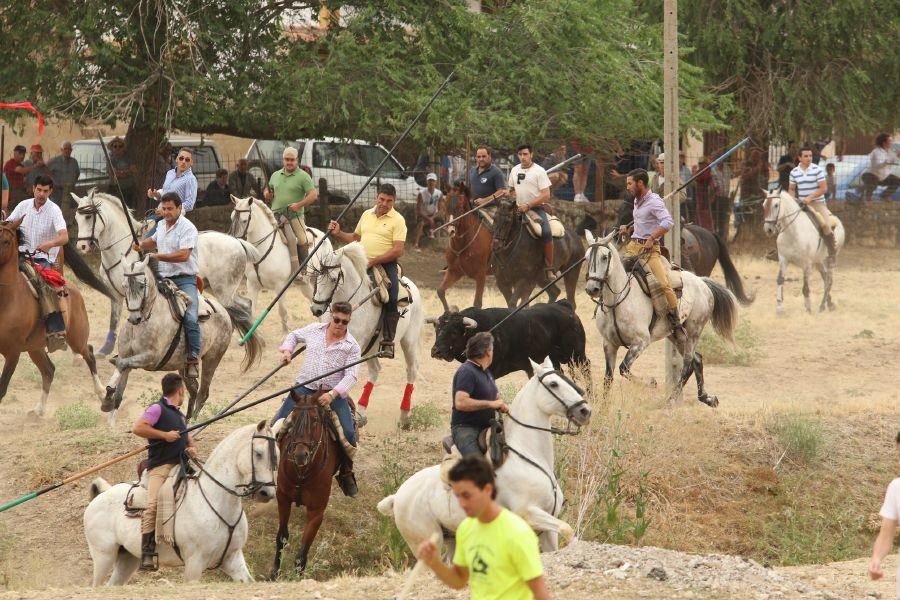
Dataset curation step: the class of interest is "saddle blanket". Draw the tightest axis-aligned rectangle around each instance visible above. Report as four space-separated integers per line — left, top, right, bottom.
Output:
630 258 685 317
523 209 565 239
369 265 412 307
32 263 66 288
124 465 186 544
439 421 506 485
802 206 839 231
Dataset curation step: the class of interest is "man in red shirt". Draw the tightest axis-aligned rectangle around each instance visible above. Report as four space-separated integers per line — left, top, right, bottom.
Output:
3 145 28 209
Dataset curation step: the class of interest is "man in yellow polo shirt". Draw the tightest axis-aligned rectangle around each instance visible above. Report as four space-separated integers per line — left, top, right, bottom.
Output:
328 183 407 358
264 146 318 271
417 456 551 600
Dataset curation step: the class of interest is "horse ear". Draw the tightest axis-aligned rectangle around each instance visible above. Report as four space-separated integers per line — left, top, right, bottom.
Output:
230 195 238 206
541 356 554 370
71 192 83 204
528 358 541 373
7 216 24 230
139 254 152 269
257 419 267 432
585 229 595 244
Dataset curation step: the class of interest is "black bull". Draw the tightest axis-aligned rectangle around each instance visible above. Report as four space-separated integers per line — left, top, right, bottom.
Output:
428 300 590 378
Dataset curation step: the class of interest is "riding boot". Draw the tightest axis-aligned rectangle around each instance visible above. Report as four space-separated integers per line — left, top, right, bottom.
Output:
336 458 359 498
44 312 67 353
140 531 159 571
667 309 686 340
823 232 837 268
542 241 557 282
379 311 400 359
296 243 309 273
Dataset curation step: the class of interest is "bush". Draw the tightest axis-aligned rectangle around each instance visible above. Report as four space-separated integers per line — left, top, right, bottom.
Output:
56 402 99 430
405 401 442 431
698 319 760 366
768 414 823 464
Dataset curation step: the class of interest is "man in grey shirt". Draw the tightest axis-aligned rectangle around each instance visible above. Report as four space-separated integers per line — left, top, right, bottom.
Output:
47 141 80 211
469 145 508 207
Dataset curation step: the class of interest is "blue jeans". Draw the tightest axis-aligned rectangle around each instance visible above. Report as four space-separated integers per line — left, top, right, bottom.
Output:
169 274 201 358
274 385 357 446
532 206 552 243
381 261 399 313
144 213 163 239
451 424 485 457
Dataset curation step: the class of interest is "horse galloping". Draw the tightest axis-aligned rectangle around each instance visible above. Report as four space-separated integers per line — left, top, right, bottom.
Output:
102 255 263 425
583 230 738 406
228 196 333 331
84 421 277 585
309 242 424 426
436 190 493 313
763 189 845 314
681 224 754 306
0 220 105 415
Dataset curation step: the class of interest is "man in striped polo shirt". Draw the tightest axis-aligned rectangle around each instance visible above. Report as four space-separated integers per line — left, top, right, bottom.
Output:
789 147 836 267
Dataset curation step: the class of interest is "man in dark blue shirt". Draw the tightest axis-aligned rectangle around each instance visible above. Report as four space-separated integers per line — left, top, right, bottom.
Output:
469 146 508 207
451 332 508 456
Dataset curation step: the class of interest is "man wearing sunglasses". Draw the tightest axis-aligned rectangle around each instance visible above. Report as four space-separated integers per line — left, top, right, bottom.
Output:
272 300 362 497
145 148 198 237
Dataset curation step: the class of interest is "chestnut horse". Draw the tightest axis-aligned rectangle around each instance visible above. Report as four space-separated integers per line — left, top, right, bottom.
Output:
270 389 340 578
436 187 493 313
0 220 104 416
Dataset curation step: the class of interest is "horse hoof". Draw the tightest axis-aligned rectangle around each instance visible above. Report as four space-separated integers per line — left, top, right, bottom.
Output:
101 387 116 413
698 394 718 408
398 410 412 431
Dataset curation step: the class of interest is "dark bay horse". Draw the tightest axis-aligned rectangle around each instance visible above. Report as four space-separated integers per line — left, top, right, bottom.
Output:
437 186 493 313
271 389 340 578
492 199 583 309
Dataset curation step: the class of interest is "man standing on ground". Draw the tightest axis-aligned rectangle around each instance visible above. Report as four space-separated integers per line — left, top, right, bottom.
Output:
868 431 900 597
3 145 28 209
228 158 259 199
134 192 202 378
132 372 198 571
417 456 552 600
413 172 445 251
23 145 50 190
711 152 733 239
107 137 137 205
508 144 555 282
571 140 593 203
451 332 508 457
789 147 836 267
469 146 507 207
46 141 80 214
265 147 317 272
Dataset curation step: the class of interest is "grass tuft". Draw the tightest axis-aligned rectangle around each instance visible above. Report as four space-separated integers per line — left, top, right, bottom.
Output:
56 402 99 430
698 319 761 366
405 401 442 431
768 414 824 464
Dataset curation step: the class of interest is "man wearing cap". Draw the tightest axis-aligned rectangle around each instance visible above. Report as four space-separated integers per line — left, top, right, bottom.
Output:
469 146 508 208
265 147 317 271
228 158 259 199
412 173 446 252
3 145 29 210
47 141 80 214
23 145 51 191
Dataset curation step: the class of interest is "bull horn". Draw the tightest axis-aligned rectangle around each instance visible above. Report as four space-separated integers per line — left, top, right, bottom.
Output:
462 317 478 329
449 305 459 313
425 316 438 324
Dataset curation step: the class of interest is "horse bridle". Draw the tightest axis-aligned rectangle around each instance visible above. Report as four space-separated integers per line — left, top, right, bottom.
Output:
763 194 803 233
75 199 106 248
123 269 154 323
240 432 278 494
585 240 633 311
230 204 254 241
281 401 330 479
311 259 365 309
504 368 587 436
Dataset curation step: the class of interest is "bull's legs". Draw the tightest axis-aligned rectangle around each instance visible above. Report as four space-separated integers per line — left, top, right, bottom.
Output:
775 255 787 315
27 350 55 417
0 352 21 401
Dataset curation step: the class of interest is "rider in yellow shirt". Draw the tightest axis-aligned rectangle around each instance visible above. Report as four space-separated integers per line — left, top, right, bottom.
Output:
417 457 551 600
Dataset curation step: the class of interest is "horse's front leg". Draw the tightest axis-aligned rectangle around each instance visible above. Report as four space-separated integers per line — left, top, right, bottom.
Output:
775 255 787 315
436 267 462 313
102 365 132 427
27 350 55 418
296 505 327 574
0 352 21 401
98 296 122 356
220 550 253 583
618 338 650 383
270 491 291 580
801 265 812 313
602 340 618 395
816 264 836 312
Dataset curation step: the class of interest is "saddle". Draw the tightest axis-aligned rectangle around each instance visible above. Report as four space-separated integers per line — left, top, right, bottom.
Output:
368 265 412 308
625 256 685 317
439 419 507 485
156 278 215 323
277 390 360 460
522 208 565 239
801 205 839 234
19 263 69 327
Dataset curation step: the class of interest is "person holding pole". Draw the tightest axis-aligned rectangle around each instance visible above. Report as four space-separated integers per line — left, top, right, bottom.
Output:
132 372 198 571
416 456 552 600
469 146 507 207
264 146 318 272
328 183 406 359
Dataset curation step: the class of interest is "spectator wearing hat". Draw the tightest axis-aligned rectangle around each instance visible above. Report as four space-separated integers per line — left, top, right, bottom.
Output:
107 137 137 205
23 145 51 190
204 168 231 206
46 141 80 215
413 172 446 252
228 158 260 199
3 145 29 210
153 141 174 189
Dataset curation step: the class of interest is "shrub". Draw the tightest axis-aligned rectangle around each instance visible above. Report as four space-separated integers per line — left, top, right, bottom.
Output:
768 414 823 464
56 402 99 430
698 319 760 366
405 401 442 431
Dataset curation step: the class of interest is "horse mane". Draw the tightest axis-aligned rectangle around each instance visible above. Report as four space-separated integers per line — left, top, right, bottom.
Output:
251 198 279 231
342 242 369 277
91 190 141 226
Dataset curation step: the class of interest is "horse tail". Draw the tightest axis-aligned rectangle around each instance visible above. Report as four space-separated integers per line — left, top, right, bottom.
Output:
63 241 116 301
224 302 263 372
703 278 737 344
713 234 754 306
89 477 111 500
237 239 261 265
376 494 396 518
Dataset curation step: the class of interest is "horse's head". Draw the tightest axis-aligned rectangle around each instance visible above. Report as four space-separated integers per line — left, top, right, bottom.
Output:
528 356 592 427
310 248 343 317
583 229 617 298
73 190 106 253
279 391 329 470
228 195 255 239
242 420 277 502
491 199 519 250
123 254 156 325
762 189 782 237
0 217 24 265
428 309 478 361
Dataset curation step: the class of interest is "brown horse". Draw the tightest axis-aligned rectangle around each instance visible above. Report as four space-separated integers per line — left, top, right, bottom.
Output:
270 389 340 578
436 185 494 313
0 220 104 416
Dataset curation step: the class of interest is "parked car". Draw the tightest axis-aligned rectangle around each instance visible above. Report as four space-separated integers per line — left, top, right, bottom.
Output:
70 136 223 203
245 138 422 205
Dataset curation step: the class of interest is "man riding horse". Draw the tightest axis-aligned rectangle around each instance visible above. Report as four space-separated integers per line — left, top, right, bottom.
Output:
789 147 837 268
134 192 202 378
272 300 362 497
451 332 509 457
265 146 318 273
328 183 406 359
619 168 686 339
508 144 556 282
7 174 69 351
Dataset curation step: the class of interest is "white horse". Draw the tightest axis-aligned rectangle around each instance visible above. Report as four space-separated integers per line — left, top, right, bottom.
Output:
84 421 277 585
227 196 333 331
309 242 424 426
73 190 261 351
583 230 738 407
377 357 592 553
762 190 845 314
101 255 263 425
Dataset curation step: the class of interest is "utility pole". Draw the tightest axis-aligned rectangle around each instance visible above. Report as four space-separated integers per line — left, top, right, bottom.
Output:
663 0 681 386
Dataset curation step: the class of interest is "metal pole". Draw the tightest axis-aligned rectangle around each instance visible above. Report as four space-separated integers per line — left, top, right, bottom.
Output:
663 0 680 385
239 70 457 345
96 132 141 252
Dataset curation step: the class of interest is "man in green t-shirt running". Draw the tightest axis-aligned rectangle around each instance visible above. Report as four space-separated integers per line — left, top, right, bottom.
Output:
417 456 552 600
264 146 318 271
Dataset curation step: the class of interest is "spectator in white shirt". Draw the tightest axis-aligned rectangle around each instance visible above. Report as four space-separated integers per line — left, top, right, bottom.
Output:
861 133 900 201
868 430 900 598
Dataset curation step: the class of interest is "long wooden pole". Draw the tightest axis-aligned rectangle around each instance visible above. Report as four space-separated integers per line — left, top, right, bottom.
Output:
663 0 681 385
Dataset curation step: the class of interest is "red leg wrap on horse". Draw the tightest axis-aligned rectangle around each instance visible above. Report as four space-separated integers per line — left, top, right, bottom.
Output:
358 381 375 408
400 383 414 411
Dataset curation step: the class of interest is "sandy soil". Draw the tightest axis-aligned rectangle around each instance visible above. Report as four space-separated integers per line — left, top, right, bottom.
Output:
0 243 898 597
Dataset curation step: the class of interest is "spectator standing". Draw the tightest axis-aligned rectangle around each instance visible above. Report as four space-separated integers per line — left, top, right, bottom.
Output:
23 145 51 190
861 133 900 201
711 154 733 239
571 140 593 203
413 173 445 251
106 137 137 205
680 152 694 222
3 145 29 210
1 172 8 216
204 168 230 206
46 141 80 216
227 158 259 199
825 163 837 201
868 431 900 598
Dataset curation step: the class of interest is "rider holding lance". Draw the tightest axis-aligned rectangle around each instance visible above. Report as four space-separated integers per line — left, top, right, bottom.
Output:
507 144 556 282
265 147 318 273
470 145 508 207
132 373 198 571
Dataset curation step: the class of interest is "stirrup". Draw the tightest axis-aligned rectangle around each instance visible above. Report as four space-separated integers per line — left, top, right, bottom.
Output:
378 342 395 359
185 357 199 379
337 472 358 498
140 552 159 571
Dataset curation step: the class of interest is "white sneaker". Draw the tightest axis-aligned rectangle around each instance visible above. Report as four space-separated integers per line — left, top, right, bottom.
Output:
574 194 589 203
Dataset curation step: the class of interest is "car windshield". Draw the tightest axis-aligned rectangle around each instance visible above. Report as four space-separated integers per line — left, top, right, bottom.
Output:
313 142 405 179
71 143 107 178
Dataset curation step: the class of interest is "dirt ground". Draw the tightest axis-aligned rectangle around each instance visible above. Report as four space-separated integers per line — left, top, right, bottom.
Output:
0 242 898 597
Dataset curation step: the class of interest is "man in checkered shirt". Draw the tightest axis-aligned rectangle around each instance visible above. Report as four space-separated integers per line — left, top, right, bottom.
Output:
272 300 362 497
7 174 69 351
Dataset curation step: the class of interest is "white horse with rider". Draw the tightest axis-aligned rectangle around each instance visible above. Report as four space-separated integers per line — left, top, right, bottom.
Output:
101 255 263 425
378 357 591 553
227 195 333 331
73 190 260 350
763 189 845 314
583 229 738 407
309 242 424 427
84 421 277 585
